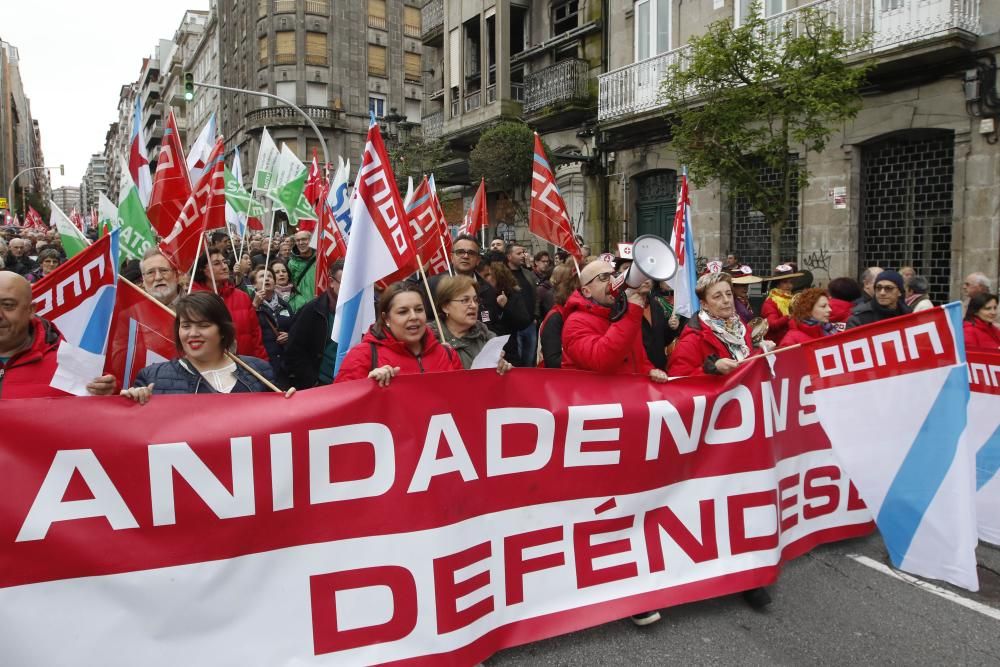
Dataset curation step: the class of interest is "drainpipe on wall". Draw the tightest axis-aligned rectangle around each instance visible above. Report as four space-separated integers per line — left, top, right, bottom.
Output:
600 0 611 251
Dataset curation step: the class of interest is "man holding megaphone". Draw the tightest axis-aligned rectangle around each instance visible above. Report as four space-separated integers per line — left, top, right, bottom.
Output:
560 236 679 384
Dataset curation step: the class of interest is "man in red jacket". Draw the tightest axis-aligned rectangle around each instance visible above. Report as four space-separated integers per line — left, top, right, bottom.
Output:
0 271 117 399
561 260 666 382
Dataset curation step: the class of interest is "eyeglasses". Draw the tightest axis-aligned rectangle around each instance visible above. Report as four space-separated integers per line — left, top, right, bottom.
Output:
874 284 899 293
585 272 612 286
143 267 174 278
450 296 479 306
453 249 478 257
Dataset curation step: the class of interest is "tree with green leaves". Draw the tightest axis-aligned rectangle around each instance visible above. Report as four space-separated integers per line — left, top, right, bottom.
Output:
660 2 872 265
388 136 452 192
470 121 550 225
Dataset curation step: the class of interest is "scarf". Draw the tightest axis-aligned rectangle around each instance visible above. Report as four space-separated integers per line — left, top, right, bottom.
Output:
802 317 838 336
699 310 751 361
767 288 793 316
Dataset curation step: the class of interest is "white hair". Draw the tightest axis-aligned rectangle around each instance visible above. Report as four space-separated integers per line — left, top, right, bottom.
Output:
968 272 992 291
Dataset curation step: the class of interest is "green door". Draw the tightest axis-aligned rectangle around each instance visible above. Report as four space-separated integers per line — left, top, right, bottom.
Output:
635 171 677 240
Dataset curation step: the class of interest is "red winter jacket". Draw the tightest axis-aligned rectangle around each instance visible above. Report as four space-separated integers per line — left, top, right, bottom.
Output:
964 318 1000 350
828 298 853 324
560 290 653 375
0 317 68 399
334 325 463 383
779 318 826 347
668 316 757 377
192 282 269 361
760 296 789 344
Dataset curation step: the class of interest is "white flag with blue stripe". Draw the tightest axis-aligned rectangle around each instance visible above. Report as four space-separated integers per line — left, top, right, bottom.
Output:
330 121 417 375
806 303 979 591
666 169 699 317
966 349 1000 546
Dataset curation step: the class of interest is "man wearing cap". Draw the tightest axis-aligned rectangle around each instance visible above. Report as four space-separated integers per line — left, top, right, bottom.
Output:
761 263 804 343
847 270 910 329
560 259 667 382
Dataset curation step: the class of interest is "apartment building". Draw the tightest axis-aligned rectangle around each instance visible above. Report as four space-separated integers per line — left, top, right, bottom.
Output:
0 39 47 216
217 0 424 184
598 0 1000 302
421 0 605 245
51 186 81 215
81 153 109 211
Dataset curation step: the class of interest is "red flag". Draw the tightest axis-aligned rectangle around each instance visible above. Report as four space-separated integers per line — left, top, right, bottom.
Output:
147 110 193 238
315 184 348 297
90 209 98 231
103 280 177 390
26 206 45 229
304 148 323 206
69 208 84 232
461 177 488 236
381 176 451 284
246 216 264 231
529 133 583 261
158 138 226 273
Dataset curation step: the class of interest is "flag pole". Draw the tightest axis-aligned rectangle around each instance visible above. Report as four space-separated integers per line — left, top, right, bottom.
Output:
204 232 218 293
440 234 453 276
122 277 283 393
187 234 205 294
416 259 446 338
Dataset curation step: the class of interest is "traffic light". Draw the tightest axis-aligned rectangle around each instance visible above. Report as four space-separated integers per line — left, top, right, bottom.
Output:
184 73 195 102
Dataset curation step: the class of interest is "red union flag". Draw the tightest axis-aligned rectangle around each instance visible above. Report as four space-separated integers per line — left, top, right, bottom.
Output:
30 233 116 322
158 138 226 273
103 280 177 389
461 177 488 236
315 183 348 297
0 354 874 664
147 110 193 238
529 133 583 261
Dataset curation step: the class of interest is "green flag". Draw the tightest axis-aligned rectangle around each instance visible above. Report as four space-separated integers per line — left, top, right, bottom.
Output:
50 201 90 258
117 185 156 262
225 167 265 217
253 128 281 192
267 144 318 226
98 193 119 230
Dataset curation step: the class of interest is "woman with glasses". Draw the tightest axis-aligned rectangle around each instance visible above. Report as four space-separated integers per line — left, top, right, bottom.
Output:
430 275 498 369
26 249 61 282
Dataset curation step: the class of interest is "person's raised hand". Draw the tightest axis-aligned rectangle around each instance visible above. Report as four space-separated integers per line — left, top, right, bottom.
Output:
497 292 508 308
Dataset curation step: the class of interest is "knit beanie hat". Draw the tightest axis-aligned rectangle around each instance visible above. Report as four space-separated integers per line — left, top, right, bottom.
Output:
875 270 904 292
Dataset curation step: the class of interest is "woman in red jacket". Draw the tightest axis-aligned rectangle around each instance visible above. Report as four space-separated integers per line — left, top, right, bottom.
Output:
779 288 838 346
668 271 774 377
335 282 511 385
192 249 270 361
963 292 1000 350
760 263 805 343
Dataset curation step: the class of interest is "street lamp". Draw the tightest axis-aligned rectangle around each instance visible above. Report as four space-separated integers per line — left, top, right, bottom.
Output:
189 78 330 167
381 107 413 148
7 164 63 217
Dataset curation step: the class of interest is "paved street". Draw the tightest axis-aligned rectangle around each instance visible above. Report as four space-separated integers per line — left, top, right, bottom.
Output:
490 535 1000 666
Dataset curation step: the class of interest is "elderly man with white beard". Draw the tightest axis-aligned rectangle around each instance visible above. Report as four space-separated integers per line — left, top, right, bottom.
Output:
140 248 182 309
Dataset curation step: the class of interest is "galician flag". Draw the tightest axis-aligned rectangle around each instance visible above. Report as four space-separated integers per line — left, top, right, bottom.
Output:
328 157 353 240
666 169 699 317
331 120 416 375
804 304 979 591
116 162 157 262
31 231 121 396
50 201 90 258
267 144 319 226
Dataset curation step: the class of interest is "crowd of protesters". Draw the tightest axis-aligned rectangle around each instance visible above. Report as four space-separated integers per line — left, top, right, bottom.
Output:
0 221 998 629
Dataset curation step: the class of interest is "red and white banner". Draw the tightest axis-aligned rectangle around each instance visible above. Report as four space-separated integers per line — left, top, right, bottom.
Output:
967 348 1000 545
0 350 872 665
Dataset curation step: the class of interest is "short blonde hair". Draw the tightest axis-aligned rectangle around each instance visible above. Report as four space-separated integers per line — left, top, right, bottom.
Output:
434 275 477 314
695 271 732 300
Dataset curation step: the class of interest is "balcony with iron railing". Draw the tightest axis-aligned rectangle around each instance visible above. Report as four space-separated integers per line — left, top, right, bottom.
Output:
524 58 592 115
421 0 443 40
245 104 343 130
422 110 443 139
598 0 981 122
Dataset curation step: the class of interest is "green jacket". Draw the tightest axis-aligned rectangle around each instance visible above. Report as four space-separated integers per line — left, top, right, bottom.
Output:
287 248 317 312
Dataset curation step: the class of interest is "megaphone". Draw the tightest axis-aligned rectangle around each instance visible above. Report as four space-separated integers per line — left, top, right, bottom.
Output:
610 234 679 297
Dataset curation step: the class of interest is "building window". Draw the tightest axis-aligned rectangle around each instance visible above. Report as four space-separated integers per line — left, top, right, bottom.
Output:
305 0 329 15
405 98 421 123
275 31 296 65
305 31 327 65
404 52 422 83
274 0 295 14
552 0 580 36
306 82 326 106
368 0 387 30
404 5 422 38
369 94 386 118
634 0 670 61
258 36 269 67
368 44 387 77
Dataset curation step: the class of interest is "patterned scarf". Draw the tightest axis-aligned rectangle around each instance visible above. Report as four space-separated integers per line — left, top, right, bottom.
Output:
802 317 838 336
699 310 751 361
767 288 793 316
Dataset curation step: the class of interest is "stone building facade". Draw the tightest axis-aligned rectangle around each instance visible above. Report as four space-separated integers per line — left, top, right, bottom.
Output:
598 0 1000 302
218 0 424 184
0 39 47 217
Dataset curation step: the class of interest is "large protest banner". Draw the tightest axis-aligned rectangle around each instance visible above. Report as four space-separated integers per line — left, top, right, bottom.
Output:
0 348 873 665
967 348 1000 545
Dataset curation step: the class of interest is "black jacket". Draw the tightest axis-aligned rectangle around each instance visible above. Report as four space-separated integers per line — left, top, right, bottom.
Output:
511 265 538 320
846 299 911 329
135 357 274 394
282 292 337 389
257 294 295 381
6 254 37 277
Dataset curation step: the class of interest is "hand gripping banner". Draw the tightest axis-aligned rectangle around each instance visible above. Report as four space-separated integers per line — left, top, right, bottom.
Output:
0 348 873 665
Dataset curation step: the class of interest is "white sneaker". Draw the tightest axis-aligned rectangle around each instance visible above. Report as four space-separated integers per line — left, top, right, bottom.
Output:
630 610 661 626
